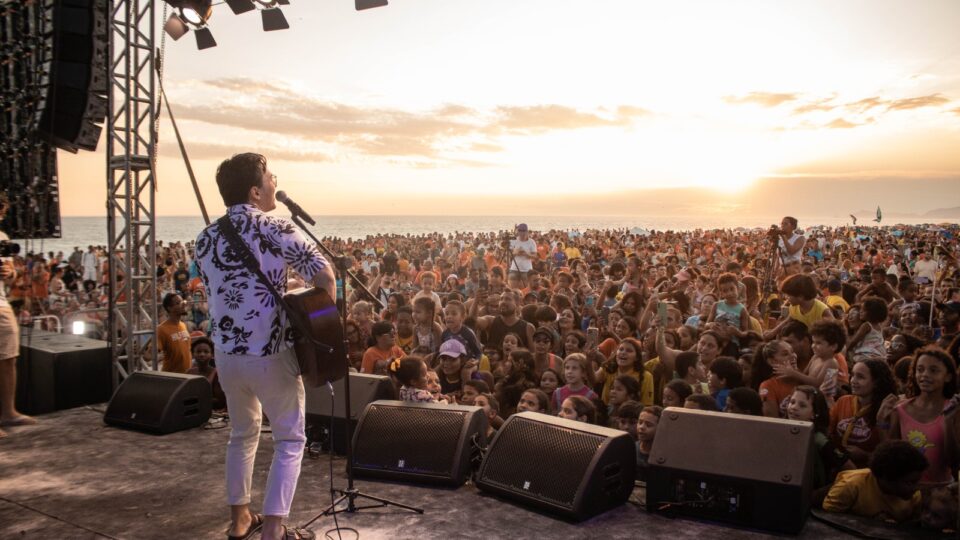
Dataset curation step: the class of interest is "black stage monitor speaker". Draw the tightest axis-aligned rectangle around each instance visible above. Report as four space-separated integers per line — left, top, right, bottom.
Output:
305 373 395 454
476 412 637 521
351 400 486 487
646 408 814 534
16 328 112 414
103 371 212 434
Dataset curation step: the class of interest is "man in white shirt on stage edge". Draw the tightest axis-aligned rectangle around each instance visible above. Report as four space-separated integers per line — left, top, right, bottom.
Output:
509 223 537 287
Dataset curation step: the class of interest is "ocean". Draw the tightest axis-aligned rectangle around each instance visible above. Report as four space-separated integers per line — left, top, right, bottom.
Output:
11 214 955 256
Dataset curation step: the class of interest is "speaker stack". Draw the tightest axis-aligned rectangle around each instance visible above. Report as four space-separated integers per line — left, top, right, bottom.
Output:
305 372 395 454
646 408 814 534
15 328 112 415
476 412 637 521
350 400 487 487
103 371 212 435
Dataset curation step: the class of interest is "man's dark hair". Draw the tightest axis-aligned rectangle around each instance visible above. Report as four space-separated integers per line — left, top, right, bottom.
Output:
162 292 180 310
869 440 927 481
779 319 810 343
685 394 718 411
783 216 798 228
216 153 266 206
727 387 763 416
709 357 743 388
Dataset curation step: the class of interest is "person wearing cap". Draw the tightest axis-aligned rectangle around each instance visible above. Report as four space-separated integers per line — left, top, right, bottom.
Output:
436 339 477 398
532 327 562 377
361 321 405 375
509 223 537 286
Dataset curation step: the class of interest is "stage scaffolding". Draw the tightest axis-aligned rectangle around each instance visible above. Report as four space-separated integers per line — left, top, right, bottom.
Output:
106 0 157 383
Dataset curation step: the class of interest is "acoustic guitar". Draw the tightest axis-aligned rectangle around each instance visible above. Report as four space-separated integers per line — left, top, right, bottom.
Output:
283 286 347 387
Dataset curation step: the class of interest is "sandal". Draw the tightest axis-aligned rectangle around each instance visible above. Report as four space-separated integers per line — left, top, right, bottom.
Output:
0 415 37 428
226 513 263 540
282 525 315 540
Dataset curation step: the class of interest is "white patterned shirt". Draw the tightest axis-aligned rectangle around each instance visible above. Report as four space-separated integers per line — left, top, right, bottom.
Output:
195 204 329 356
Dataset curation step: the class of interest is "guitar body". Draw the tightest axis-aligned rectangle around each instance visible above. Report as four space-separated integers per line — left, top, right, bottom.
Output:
283 287 347 387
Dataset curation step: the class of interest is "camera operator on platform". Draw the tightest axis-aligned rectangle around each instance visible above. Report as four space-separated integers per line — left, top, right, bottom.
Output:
509 223 537 287
0 194 37 439
775 216 805 276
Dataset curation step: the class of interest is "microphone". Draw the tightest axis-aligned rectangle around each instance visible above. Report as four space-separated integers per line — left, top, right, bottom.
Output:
276 191 316 226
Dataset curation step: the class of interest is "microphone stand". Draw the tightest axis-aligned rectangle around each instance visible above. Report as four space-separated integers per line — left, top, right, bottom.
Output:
290 215 423 526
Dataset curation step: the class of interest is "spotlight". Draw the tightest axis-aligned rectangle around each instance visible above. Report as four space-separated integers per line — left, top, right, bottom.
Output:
178 0 212 25
194 26 217 49
254 0 278 6
72 321 85 335
261 8 289 31
224 0 256 14
163 12 189 41
356 0 388 10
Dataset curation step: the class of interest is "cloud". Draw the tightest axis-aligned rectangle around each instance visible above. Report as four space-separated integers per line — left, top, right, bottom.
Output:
723 92 799 107
824 118 860 129
952 107 960 116
844 96 886 113
792 97 837 115
168 78 651 165
886 93 950 111
158 140 333 162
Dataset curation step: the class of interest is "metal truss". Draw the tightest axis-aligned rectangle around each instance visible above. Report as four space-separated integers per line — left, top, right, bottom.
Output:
106 0 157 383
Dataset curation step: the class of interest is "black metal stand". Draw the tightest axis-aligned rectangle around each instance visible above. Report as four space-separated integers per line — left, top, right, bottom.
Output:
291 217 423 526
759 232 782 322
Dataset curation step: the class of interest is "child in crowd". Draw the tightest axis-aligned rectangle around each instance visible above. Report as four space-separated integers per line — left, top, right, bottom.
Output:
425 369 447 403
724 387 763 416
774 319 844 396
662 379 692 408
822 440 926 523
707 273 749 335
684 394 719 411
394 305 416 354
612 400 642 436
558 395 597 424
393 357 437 403
780 273 834 330
707 356 742 410
532 327 562 376
539 368 563 408
495 348 537 417
675 351 708 395
846 296 888 362
441 300 482 360
187 336 225 410
597 338 654 406
607 375 642 419
412 296 443 354
786 386 851 488
636 405 663 477
829 359 897 468
436 339 473 399
553 353 598 412
474 393 499 440
460 379 489 406
890 347 956 485
516 389 550 414
755 339 798 418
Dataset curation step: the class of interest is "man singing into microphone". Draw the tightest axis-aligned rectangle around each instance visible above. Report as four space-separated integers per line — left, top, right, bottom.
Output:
195 154 333 540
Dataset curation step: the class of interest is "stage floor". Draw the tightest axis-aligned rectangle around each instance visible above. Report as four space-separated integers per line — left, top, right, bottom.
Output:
0 406 853 539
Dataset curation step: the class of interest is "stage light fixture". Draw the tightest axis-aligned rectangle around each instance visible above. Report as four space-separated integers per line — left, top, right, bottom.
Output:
254 0 278 6
194 26 217 49
356 0 388 10
178 0 212 25
225 0 256 15
261 7 289 31
164 13 189 41
72 321 85 335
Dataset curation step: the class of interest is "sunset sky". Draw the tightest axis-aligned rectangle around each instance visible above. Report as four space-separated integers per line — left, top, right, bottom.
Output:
58 0 960 216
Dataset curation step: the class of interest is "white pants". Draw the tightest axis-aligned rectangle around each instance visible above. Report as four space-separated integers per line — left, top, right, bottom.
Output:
217 347 306 517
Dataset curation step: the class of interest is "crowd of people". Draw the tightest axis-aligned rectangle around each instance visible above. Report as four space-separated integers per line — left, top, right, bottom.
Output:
5 210 960 529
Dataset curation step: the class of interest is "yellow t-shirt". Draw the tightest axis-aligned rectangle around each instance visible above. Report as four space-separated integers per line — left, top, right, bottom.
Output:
601 368 654 406
822 469 921 523
825 295 850 313
787 300 830 329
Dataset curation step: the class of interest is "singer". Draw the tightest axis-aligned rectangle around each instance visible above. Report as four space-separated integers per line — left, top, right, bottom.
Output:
195 153 333 540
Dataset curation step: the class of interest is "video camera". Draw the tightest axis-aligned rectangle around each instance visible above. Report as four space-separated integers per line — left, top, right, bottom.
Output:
0 240 21 257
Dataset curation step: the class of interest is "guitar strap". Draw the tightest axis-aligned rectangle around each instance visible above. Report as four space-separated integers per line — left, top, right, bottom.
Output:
216 215 327 351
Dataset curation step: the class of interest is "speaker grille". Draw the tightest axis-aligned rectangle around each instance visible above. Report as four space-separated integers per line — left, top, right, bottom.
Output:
353 403 466 476
480 417 604 508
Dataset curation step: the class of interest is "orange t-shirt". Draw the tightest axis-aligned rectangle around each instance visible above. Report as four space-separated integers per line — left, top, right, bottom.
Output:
828 394 882 455
361 345 405 374
759 377 796 417
157 320 192 373
598 337 618 359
